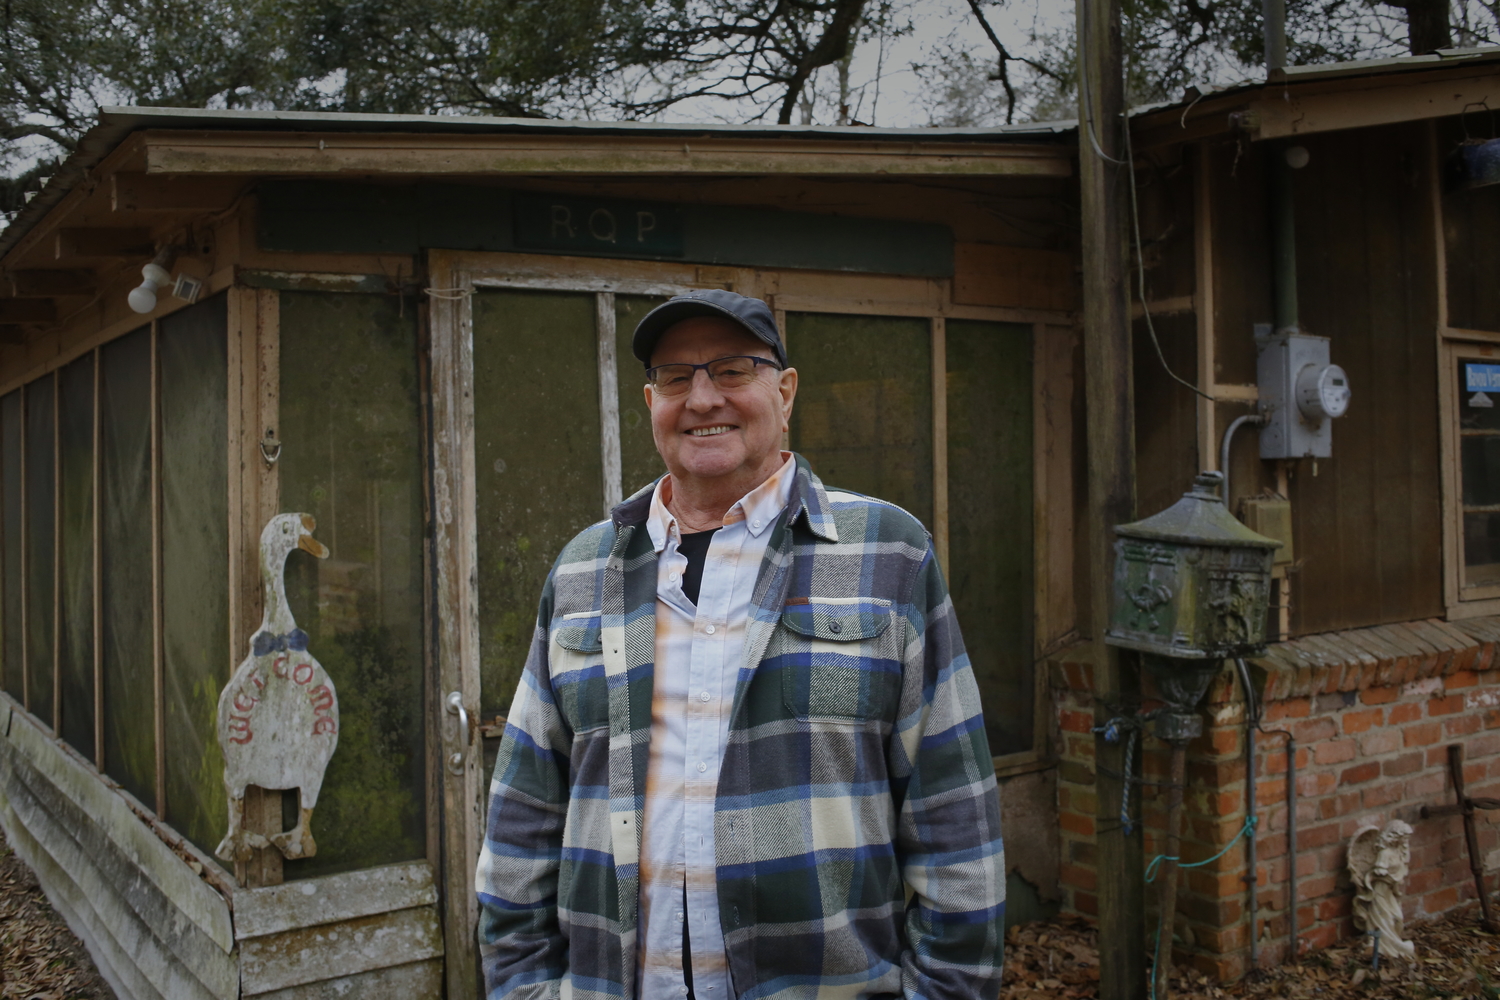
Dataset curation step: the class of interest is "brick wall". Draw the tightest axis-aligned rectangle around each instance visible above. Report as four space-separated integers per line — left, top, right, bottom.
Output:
1052 616 1500 981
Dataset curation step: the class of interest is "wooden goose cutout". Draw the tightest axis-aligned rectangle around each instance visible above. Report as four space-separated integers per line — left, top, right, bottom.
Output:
214 513 338 863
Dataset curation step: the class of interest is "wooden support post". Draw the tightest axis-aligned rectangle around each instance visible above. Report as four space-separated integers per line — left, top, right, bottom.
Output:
235 785 284 888
1077 0 1146 995
1154 743 1189 998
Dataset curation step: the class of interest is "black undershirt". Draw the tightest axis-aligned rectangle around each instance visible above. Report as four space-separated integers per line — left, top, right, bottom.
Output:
676 529 718 606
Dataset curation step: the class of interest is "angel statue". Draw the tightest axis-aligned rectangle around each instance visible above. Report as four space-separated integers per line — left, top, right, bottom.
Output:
1348 819 1416 961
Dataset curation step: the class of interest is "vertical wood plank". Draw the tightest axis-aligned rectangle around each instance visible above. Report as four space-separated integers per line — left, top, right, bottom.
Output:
428 251 482 1000
597 291 622 515
20 381 27 713
416 294 443 878
931 316 949 572
1195 144 1218 472
151 320 165 819
92 350 102 770
52 372 60 735
1036 324 1079 652
1434 121 1463 611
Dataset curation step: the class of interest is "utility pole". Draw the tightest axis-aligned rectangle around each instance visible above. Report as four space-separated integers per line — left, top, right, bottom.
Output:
1075 0 1146 996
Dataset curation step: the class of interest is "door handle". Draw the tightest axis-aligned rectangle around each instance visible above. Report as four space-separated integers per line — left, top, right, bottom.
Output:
446 691 468 775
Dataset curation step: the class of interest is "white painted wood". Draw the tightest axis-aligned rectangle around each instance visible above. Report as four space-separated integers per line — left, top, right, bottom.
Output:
216 513 337 864
234 860 437 940
597 291 622 514
247 958 443 1000
1 694 234 951
239 906 444 995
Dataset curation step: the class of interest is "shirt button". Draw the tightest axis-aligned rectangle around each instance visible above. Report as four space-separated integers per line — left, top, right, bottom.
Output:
697 761 708 772
752 519 761 528
699 691 710 703
669 572 679 583
705 624 716 635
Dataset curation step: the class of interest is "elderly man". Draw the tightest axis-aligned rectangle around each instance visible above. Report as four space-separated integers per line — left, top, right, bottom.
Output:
476 289 1005 1000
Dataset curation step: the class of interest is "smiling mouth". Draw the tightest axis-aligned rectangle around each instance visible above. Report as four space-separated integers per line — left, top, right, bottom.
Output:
688 425 735 437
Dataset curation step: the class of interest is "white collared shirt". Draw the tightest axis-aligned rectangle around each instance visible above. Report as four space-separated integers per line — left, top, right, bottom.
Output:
637 454 795 999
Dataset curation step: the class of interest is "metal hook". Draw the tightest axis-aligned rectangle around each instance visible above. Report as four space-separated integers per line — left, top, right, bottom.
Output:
259 431 281 466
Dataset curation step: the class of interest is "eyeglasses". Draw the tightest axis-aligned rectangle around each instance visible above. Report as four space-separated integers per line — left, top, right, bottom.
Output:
645 355 783 396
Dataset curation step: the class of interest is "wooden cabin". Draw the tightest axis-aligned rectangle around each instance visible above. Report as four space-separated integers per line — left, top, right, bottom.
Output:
11 46 1500 997
0 107 1079 999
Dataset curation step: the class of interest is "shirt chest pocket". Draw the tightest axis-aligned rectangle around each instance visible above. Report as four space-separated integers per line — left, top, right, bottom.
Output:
779 597 902 724
550 612 609 733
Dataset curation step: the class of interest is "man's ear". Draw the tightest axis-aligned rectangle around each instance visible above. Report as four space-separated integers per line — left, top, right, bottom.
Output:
644 382 655 409
778 367 797 431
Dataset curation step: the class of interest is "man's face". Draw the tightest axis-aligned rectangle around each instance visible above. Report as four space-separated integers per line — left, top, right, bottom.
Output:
645 316 797 492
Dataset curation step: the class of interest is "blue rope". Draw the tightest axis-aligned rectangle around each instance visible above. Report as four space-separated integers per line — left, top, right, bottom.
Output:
1092 716 1140 834
1145 813 1259 1000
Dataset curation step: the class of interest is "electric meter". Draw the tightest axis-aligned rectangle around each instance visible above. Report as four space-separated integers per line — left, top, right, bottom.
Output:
1256 329 1351 459
1295 362 1350 420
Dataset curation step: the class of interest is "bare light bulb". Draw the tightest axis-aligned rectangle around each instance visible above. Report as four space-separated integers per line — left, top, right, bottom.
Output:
128 248 177 314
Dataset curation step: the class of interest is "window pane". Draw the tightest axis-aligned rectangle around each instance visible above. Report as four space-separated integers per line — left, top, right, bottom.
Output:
473 289 602 719
26 375 55 727
615 294 668 498
2 391 20 704
160 295 228 858
58 354 95 759
279 291 426 877
947 320 1033 756
787 313 933 528
100 327 156 805
1459 357 1500 586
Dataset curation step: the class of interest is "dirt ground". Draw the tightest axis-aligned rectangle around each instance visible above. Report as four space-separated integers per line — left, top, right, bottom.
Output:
0 825 115 1000
1004 910 1500 999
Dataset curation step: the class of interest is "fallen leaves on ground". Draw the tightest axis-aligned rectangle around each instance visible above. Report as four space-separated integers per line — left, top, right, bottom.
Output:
0 825 115 1000
1004 909 1500 999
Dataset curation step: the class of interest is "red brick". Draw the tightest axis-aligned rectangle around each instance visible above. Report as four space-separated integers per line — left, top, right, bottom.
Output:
1424 886 1461 913
1059 863 1097 892
1383 751 1423 777
1314 739 1358 765
1341 708 1384 734
1407 772 1447 798
1340 761 1381 786
1470 733 1500 758
1360 686 1399 705
1302 922 1340 951
1294 717 1338 744
1446 671 1480 690
1059 811 1095 836
1265 697 1312 722
1318 791 1362 819
1300 822 1342 850
1073 890 1098 916
1358 729 1402 756
1363 781 1404 808
1429 695 1466 716
1405 721 1444 747
1390 702 1423 724
1059 710 1093 734
1296 771 1338 797
1448 714 1483 737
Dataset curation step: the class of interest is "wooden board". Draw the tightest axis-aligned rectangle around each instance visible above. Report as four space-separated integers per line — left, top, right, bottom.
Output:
953 242 1074 312
238 906 443 995
234 860 437 939
248 958 443 1000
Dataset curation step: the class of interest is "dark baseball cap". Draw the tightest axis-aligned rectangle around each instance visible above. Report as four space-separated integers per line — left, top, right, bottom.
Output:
631 289 788 369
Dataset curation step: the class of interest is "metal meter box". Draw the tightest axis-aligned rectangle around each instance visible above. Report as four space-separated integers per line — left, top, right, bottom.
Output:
1106 472 1282 660
1256 329 1350 459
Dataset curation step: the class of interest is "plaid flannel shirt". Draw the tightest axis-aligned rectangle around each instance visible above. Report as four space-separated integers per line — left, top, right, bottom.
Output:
476 454 1006 1000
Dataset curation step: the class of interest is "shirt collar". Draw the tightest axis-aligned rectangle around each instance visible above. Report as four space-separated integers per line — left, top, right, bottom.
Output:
646 452 795 554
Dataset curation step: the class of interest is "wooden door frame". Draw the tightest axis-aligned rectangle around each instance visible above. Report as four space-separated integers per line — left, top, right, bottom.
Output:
426 248 1076 993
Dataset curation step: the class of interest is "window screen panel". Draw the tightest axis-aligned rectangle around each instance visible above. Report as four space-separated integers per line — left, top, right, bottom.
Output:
100 327 156 805
615 294 668 499
786 313 933 529
279 291 426 878
2 391 20 704
58 354 94 759
160 295 229 859
947 320 1033 756
25 375 55 727
472 289 603 719
1459 356 1500 587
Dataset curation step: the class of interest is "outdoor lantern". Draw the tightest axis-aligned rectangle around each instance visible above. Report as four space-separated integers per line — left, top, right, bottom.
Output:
1106 471 1282 740
1450 136 1500 191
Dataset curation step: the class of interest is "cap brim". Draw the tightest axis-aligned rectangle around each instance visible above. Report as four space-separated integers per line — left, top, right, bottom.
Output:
632 300 783 367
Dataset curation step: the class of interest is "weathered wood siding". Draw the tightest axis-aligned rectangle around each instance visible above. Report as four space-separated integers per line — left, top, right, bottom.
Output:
0 694 236 1000
1284 123 1443 633
235 860 443 997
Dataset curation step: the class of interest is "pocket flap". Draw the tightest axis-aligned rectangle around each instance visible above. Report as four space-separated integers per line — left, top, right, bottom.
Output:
554 614 604 653
781 597 892 641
